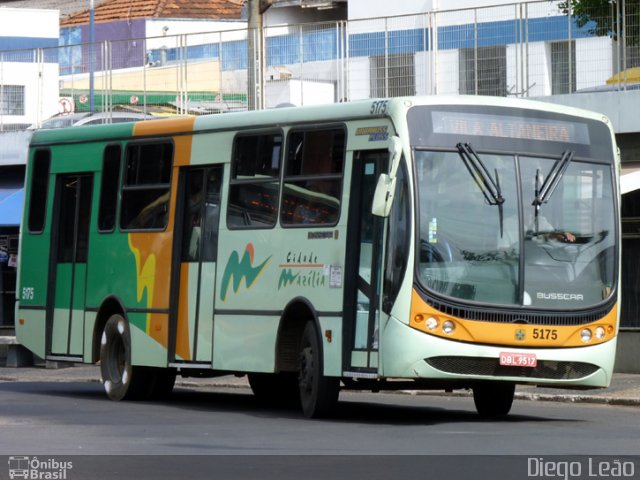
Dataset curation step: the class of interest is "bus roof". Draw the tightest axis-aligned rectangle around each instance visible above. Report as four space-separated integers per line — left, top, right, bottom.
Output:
29 96 610 147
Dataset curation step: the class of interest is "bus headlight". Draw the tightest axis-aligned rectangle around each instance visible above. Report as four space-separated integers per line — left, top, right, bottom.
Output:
442 320 456 335
426 317 439 331
594 326 606 340
580 329 592 343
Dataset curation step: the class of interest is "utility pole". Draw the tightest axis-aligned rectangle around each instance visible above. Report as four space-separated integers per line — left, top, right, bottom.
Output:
247 0 260 110
247 0 271 110
89 0 95 113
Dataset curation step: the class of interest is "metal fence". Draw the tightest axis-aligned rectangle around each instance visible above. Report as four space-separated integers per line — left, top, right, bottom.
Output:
1 0 638 130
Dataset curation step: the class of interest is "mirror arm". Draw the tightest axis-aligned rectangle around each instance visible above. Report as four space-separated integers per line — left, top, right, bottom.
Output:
371 136 403 218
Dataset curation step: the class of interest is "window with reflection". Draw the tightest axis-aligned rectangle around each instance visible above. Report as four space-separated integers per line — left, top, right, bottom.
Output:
281 127 345 226
120 142 173 231
227 133 281 228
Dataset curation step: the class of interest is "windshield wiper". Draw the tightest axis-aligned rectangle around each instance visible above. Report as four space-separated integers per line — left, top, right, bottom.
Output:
532 150 574 207
531 150 574 236
456 143 504 206
457 143 505 237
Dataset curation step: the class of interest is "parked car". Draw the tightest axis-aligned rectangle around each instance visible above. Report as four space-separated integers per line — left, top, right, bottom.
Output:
30 111 156 129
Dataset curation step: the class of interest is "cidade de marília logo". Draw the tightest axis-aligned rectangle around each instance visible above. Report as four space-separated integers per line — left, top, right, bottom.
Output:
8 456 73 479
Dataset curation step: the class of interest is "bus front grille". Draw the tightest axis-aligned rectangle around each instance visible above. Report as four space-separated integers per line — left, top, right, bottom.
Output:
425 356 599 380
423 295 615 327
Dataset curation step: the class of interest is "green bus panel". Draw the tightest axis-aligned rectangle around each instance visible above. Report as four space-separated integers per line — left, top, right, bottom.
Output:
18 163 55 308
84 233 140 308
31 123 134 146
48 144 103 174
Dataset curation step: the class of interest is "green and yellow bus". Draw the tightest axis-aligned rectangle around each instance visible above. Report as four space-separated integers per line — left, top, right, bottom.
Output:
16 96 620 418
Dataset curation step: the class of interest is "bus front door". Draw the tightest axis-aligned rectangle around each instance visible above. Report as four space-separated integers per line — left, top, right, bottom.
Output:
47 174 93 359
345 150 386 373
170 166 223 366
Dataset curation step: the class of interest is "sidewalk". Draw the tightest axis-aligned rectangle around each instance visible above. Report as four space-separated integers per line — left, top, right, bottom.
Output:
0 364 638 407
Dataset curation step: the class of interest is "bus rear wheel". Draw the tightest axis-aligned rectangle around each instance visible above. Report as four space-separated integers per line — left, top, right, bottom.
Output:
298 321 339 418
100 314 154 401
472 382 515 418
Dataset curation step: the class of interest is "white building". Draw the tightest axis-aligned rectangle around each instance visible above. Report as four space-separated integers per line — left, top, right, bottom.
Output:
0 7 60 128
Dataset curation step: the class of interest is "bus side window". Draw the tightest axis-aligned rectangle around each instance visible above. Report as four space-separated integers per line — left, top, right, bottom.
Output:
28 149 51 233
182 167 222 262
98 145 121 232
227 132 281 229
281 127 345 226
120 142 173 231
201 168 222 261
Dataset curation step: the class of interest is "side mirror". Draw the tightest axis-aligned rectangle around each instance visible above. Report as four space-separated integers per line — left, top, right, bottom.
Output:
371 173 396 217
371 136 402 217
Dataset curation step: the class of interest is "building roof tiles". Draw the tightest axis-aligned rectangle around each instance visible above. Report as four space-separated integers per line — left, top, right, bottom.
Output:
58 0 245 26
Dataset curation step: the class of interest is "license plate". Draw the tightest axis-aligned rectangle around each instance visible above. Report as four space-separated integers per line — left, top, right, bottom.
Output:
499 352 537 368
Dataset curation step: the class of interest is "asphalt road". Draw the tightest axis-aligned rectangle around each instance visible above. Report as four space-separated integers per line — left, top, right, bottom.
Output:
0 381 638 479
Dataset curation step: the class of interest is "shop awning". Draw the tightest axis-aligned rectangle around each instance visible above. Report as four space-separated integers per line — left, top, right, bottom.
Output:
0 188 23 227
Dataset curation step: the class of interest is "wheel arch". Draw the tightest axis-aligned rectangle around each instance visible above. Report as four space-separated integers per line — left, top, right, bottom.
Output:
275 296 323 372
91 296 127 363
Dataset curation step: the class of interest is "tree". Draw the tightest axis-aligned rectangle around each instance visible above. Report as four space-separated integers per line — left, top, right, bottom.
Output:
558 0 639 45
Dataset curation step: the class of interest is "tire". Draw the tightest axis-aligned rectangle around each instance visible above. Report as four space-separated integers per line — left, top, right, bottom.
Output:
99 314 155 401
472 382 515 418
248 372 300 407
298 321 339 418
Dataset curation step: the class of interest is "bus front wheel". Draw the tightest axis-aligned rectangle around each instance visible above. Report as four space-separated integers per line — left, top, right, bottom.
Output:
298 321 339 418
100 314 154 401
472 382 515 418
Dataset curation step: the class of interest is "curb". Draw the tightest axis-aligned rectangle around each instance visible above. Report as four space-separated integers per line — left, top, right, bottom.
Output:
514 392 640 407
377 388 640 407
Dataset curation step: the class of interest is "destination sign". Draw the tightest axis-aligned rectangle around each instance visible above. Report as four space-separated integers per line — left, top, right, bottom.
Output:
431 111 591 145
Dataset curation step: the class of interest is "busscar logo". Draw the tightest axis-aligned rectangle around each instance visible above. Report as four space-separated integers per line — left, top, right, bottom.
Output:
220 243 271 301
537 292 584 301
8 456 73 479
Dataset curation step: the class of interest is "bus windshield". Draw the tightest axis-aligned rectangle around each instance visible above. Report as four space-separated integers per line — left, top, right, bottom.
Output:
415 150 616 309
